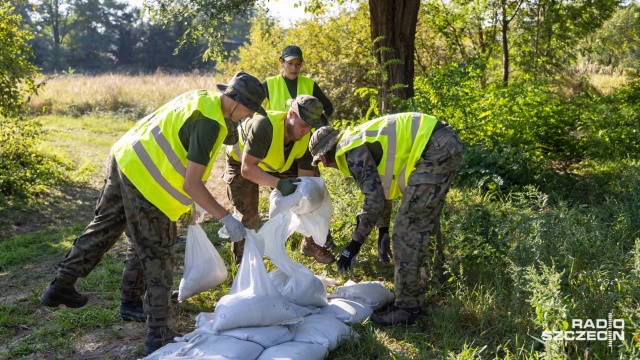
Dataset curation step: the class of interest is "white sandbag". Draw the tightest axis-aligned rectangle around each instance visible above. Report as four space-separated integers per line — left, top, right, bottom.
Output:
292 314 354 351
319 298 373 324
269 177 325 218
218 325 295 348
327 280 394 310
142 341 187 360
209 233 308 331
159 334 263 360
315 275 341 289
260 213 328 307
178 224 228 302
256 341 329 360
293 179 333 246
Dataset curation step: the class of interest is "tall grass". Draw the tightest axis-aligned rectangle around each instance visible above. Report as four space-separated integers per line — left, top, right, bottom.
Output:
28 72 226 118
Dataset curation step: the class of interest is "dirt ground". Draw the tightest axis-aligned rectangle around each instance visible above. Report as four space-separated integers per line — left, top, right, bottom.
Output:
0 157 232 360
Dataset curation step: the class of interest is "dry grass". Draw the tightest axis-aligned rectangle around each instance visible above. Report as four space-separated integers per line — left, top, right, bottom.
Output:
588 73 627 95
28 72 232 117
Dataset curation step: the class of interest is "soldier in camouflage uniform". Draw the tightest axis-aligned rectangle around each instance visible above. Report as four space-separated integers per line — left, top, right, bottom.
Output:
308 113 464 326
224 94 335 265
39 72 266 356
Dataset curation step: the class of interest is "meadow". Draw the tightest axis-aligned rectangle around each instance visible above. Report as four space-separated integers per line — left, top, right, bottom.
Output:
0 73 639 359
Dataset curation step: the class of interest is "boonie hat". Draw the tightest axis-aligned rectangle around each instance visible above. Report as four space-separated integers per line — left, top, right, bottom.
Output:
309 126 341 166
216 71 267 117
289 95 324 129
280 45 303 61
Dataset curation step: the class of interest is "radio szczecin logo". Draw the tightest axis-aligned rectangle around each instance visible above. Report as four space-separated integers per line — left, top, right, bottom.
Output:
541 313 624 348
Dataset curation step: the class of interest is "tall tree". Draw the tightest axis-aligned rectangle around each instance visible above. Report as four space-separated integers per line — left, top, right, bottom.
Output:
144 0 422 115
368 0 420 113
36 0 76 71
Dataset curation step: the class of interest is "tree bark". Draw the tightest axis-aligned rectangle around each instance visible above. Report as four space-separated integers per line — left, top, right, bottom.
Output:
369 0 420 114
501 0 509 85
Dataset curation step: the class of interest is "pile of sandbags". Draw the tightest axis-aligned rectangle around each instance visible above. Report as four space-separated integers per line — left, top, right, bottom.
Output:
143 177 394 360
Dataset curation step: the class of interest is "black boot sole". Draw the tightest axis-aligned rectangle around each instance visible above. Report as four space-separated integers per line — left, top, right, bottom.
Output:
121 314 146 323
39 296 88 308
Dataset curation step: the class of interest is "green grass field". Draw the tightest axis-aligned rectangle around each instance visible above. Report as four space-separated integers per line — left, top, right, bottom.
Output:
0 75 639 359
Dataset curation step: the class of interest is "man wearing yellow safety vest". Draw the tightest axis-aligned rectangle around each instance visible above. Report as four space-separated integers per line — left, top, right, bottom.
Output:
263 45 333 124
39 71 267 356
308 113 464 326
223 95 336 265
263 44 337 250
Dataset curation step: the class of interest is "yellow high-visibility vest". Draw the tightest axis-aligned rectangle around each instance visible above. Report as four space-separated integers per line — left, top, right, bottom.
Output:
335 112 438 199
265 75 314 111
112 90 226 220
228 110 310 173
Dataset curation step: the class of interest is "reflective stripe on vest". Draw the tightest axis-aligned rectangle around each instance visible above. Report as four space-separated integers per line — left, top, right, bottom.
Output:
335 112 438 199
113 90 227 220
227 110 310 173
265 75 315 111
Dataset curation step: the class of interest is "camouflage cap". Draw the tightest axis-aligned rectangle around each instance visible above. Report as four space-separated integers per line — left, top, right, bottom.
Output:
290 95 324 129
280 45 303 61
216 71 267 117
309 126 341 166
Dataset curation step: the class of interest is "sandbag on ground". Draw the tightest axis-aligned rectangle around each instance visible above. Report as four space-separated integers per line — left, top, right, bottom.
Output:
328 280 394 310
142 342 188 360
319 298 373 324
209 233 308 331
292 314 355 351
158 334 263 360
256 341 329 360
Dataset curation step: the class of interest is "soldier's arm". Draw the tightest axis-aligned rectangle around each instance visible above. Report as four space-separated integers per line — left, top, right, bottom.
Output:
347 146 386 244
241 152 281 188
183 161 229 220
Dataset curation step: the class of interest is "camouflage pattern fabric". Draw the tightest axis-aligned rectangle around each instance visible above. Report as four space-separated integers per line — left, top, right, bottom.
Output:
344 145 388 243
55 155 176 327
223 154 298 260
121 228 144 302
392 125 464 308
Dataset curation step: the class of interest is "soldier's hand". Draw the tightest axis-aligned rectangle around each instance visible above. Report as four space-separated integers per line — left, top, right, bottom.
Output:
276 177 300 196
219 213 246 242
337 240 363 275
377 227 392 263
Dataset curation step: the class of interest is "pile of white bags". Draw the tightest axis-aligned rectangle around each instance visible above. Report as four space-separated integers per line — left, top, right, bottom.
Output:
143 177 395 360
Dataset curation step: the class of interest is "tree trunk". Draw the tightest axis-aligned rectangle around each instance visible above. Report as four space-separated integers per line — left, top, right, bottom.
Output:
501 1 509 86
369 0 420 115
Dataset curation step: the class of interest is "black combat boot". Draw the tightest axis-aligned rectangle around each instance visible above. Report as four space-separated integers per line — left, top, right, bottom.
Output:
142 326 182 356
370 305 423 326
120 299 145 323
39 282 88 308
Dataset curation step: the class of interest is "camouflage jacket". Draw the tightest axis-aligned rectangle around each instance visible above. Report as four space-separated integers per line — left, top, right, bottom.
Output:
345 145 392 244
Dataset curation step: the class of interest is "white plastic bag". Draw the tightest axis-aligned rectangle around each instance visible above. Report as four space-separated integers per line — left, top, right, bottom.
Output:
327 280 395 310
319 298 373 324
268 177 325 218
209 232 309 331
159 334 264 360
261 213 328 307
268 177 333 246
292 314 354 351
178 224 228 302
256 341 329 360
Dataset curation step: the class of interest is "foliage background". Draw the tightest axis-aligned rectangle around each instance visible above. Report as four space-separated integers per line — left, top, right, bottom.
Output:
1 0 640 359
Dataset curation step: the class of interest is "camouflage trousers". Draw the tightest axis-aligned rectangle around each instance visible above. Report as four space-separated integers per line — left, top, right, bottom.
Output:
55 154 176 327
223 154 298 260
393 125 464 308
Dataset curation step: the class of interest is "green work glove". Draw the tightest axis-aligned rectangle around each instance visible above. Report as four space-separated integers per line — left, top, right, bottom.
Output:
277 177 300 196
